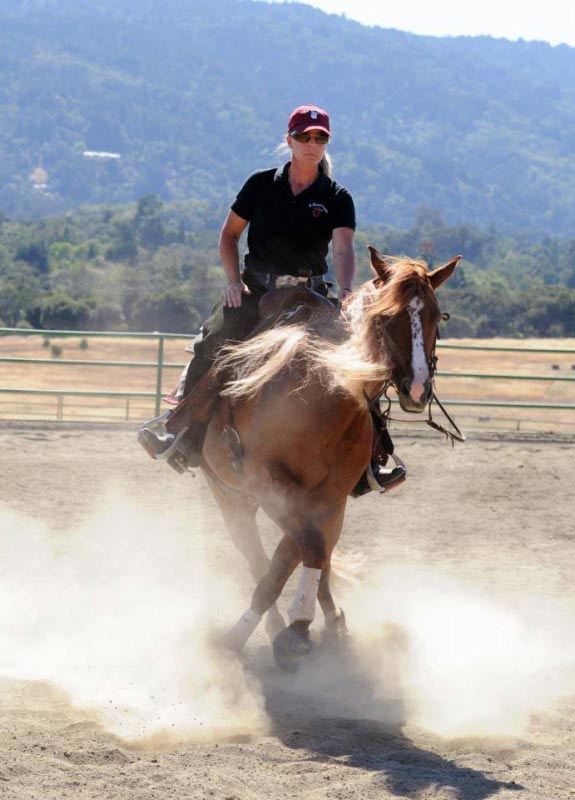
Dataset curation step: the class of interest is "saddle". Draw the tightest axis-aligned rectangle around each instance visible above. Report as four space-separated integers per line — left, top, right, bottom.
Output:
255 285 337 335
165 286 337 438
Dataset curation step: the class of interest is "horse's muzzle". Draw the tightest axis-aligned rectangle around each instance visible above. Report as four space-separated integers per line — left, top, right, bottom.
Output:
397 377 432 412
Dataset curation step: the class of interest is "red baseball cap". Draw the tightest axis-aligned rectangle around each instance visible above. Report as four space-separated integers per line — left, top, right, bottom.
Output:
288 104 330 135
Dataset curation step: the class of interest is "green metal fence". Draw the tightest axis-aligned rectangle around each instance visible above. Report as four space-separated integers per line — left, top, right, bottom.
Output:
0 327 188 418
1 327 574 429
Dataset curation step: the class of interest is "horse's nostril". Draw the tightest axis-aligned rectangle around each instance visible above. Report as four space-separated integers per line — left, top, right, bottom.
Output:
400 378 411 395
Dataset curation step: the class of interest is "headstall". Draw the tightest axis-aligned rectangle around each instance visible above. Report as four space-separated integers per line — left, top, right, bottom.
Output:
373 311 466 445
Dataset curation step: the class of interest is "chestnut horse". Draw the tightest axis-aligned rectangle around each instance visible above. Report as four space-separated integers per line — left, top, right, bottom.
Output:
200 248 459 669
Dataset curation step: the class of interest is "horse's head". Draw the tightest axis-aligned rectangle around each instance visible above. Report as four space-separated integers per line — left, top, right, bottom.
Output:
367 246 460 413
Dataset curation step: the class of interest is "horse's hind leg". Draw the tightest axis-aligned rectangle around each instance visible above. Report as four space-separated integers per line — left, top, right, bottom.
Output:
318 562 350 649
315 504 350 647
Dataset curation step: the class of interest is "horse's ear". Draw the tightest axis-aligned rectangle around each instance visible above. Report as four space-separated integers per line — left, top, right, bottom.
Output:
428 255 461 289
368 245 393 282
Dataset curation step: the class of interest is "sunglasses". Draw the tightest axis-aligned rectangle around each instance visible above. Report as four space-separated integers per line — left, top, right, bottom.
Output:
290 131 330 145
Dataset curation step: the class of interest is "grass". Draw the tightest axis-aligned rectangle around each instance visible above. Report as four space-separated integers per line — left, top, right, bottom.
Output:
1 333 574 432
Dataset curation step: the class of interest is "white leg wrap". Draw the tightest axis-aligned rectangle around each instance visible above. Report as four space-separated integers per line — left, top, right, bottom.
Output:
287 566 321 624
225 608 262 651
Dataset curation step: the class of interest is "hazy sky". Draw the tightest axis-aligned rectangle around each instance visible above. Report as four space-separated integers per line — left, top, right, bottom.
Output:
264 0 575 47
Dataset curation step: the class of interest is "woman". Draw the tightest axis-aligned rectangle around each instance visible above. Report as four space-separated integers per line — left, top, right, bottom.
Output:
220 103 356 309
185 103 356 393
139 105 402 492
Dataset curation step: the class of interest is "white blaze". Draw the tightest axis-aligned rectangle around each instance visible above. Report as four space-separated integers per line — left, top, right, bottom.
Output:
407 296 429 403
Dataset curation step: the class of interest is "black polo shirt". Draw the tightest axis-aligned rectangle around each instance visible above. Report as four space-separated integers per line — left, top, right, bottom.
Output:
231 162 356 277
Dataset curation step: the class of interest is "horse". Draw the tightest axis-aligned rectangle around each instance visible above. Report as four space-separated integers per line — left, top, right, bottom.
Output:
194 247 459 669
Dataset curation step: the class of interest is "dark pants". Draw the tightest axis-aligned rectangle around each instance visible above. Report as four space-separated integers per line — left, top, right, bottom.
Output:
183 288 265 395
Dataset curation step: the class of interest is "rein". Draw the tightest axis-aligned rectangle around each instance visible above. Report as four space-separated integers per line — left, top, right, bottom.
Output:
374 384 465 446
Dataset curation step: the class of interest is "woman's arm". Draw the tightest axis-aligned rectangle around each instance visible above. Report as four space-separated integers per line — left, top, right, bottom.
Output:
219 210 250 308
332 227 356 301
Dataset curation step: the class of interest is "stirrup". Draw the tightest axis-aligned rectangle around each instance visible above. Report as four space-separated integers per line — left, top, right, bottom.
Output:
138 426 197 474
137 427 173 458
366 453 407 493
151 426 190 462
137 411 174 459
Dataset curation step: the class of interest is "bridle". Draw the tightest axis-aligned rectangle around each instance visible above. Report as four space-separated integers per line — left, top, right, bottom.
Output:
371 310 466 445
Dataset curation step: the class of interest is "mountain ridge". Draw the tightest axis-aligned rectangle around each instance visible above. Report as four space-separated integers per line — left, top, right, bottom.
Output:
2 0 575 233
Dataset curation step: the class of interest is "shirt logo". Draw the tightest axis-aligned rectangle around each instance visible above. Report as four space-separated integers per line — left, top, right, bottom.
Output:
309 202 328 218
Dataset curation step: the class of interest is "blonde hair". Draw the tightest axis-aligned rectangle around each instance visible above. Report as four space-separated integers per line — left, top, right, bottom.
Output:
274 140 333 178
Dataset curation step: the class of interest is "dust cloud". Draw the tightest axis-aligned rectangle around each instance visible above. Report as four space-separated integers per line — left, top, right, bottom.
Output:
260 563 575 739
254 563 575 739
0 493 268 742
1 494 573 743
340 564 575 736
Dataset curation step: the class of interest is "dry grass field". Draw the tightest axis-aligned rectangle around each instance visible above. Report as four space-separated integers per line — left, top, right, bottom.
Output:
1 333 574 432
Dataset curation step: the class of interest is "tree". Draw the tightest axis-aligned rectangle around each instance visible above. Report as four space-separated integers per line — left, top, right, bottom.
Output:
15 240 49 273
131 288 201 333
39 293 92 330
135 194 166 247
0 268 40 327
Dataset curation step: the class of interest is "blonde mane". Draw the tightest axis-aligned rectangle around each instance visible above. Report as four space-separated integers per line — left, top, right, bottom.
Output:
217 258 436 406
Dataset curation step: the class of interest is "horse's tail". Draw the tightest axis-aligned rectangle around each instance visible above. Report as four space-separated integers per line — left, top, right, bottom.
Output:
218 325 309 400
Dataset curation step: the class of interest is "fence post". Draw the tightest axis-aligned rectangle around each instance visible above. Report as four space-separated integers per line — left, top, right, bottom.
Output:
155 335 164 416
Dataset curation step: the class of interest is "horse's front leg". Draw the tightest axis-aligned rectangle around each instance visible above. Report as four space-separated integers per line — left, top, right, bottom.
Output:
205 476 286 644
224 506 288 642
271 520 329 671
224 534 300 652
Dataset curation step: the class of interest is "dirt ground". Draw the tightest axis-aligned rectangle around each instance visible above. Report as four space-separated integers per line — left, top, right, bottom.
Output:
0 422 574 799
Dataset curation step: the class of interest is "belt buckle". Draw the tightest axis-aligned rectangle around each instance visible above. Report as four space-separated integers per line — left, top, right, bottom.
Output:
276 275 301 289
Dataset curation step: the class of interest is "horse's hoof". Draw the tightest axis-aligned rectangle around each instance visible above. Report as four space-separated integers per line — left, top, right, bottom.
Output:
273 622 313 672
323 609 351 651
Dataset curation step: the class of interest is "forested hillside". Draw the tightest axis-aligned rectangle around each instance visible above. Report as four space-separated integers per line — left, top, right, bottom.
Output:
2 0 575 233
1 198 573 337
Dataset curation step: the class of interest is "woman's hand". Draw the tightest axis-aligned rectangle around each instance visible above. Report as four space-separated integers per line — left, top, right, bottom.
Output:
223 280 251 308
219 211 250 308
338 287 352 302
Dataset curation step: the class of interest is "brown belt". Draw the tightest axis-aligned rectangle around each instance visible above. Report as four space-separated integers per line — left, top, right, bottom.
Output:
244 269 327 290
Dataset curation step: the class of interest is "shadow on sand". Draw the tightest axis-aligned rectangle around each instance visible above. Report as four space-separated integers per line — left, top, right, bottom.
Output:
249 641 523 800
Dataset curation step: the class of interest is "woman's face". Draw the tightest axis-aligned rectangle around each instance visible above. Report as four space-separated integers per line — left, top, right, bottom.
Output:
287 128 329 168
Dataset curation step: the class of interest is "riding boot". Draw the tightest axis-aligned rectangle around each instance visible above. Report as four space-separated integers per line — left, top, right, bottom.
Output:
137 318 218 462
350 408 407 497
138 362 219 470
137 410 176 459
